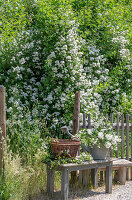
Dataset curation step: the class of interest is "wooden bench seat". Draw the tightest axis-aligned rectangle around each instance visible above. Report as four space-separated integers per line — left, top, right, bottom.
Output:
46 160 113 200
79 158 132 187
98 158 132 185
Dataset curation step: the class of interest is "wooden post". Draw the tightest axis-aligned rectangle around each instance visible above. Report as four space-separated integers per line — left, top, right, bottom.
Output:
106 164 112 194
47 165 54 196
72 91 80 135
71 91 80 185
61 168 69 200
118 167 126 185
0 87 7 174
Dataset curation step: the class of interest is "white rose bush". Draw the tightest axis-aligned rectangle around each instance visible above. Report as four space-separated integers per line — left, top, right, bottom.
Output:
0 0 131 199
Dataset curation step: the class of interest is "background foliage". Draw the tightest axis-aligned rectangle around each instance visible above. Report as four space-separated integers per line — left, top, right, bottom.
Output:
0 0 132 199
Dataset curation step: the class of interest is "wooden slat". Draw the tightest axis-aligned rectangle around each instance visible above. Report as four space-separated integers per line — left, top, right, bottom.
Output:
110 113 114 124
121 114 124 159
126 114 130 180
99 166 120 171
82 170 91 187
116 114 119 158
91 168 98 189
126 114 129 160
100 171 104 182
88 114 92 129
83 113 86 129
110 113 114 157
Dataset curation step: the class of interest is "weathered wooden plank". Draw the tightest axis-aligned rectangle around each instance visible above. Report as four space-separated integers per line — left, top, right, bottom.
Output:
121 114 124 159
61 168 69 200
106 163 112 194
126 114 130 180
112 159 132 167
91 168 98 189
59 160 112 172
60 160 111 168
99 166 120 171
116 114 119 158
98 159 132 171
47 166 54 196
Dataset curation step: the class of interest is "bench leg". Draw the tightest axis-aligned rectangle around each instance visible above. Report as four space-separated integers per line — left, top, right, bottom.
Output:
119 167 126 185
106 164 112 194
126 167 130 181
47 166 54 196
131 167 132 180
91 168 98 189
61 168 69 200
114 167 126 185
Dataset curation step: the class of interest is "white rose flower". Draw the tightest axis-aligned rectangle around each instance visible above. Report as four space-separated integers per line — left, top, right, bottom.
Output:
106 134 113 140
87 129 92 135
98 132 104 139
105 142 111 149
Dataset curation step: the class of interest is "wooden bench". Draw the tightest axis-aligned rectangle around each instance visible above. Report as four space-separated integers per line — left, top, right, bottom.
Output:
98 158 132 185
46 159 113 200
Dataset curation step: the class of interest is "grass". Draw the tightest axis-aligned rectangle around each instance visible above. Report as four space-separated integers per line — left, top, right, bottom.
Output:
3 150 47 200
